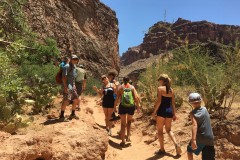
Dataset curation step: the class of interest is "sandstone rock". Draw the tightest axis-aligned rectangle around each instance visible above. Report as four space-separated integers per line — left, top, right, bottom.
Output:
24 0 120 77
121 18 240 66
0 113 108 160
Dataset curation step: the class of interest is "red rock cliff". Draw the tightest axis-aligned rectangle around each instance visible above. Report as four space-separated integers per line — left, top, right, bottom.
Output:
121 18 240 65
24 0 119 76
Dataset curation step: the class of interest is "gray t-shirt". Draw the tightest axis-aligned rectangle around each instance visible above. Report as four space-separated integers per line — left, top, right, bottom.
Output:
62 64 76 90
191 106 214 146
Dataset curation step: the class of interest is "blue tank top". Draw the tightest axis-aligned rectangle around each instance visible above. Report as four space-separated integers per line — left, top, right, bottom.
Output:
160 96 172 108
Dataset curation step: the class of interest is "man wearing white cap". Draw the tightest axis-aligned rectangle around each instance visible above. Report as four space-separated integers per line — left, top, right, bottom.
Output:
59 55 79 121
187 92 215 160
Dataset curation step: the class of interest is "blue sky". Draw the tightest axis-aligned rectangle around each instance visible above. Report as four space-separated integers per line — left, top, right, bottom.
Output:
100 0 240 56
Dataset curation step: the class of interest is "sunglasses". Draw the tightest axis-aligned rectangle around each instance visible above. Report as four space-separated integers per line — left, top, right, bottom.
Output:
72 58 79 60
102 77 106 81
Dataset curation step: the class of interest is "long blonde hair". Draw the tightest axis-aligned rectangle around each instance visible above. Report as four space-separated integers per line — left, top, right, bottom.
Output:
158 74 172 94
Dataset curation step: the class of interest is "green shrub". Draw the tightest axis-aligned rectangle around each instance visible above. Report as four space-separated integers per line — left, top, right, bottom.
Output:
20 64 59 85
0 0 60 122
139 43 240 119
84 76 102 96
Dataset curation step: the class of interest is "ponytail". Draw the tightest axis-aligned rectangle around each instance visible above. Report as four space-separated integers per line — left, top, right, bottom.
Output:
158 74 172 93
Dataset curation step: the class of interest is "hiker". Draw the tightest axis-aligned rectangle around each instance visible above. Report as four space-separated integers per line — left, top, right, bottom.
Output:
152 74 182 155
114 76 140 147
187 93 215 160
75 64 87 111
60 56 70 68
93 75 117 135
107 69 121 121
59 55 79 121
55 56 70 86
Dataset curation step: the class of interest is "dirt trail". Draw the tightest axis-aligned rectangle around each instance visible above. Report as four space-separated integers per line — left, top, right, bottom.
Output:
84 96 200 160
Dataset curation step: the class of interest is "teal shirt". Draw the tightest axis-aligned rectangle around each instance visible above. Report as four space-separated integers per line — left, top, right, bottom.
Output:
62 64 76 90
191 106 214 146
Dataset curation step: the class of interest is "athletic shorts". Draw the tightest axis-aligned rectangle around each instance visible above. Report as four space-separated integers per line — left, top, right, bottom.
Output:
63 88 78 102
118 104 135 115
187 142 215 160
157 106 173 118
75 81 83 96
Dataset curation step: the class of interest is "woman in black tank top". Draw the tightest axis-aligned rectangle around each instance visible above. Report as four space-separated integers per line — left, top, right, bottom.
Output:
102 83 115 108
99 75 116 136
152 74 182 155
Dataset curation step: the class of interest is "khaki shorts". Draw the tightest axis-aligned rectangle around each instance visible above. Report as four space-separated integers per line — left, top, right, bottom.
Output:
63 88 78 101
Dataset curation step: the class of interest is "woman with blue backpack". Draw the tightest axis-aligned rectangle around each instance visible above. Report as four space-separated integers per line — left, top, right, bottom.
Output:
114 76 140 147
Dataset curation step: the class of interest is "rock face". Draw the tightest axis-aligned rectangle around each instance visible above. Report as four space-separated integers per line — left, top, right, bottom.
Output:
0 112 108 160
121 18 240 65
24 0 120 76
213 119 240 160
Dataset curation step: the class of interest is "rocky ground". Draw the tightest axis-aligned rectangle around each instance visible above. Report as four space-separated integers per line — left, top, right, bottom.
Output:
0 95 239 160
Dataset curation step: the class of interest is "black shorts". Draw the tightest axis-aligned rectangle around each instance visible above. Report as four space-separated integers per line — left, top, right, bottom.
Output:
102 99 114 108
157 106 173 118
75 82 83 96
118 104 135 115
187 141 215 160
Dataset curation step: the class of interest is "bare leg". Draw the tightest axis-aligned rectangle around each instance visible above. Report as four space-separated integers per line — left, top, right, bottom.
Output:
103 108 108 129
61 100 69 111
72 98 78 111
77 95 81 108
156 116 165 151
165 118 177 145
126 115 133 139
165 118 182 155
107 108 114 129
187 152 193 160
120 114 127 143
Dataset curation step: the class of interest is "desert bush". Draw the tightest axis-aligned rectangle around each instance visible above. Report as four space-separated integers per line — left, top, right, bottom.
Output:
138 60 183 115
0 1 60 121
139 43 240 119
84 76 102 96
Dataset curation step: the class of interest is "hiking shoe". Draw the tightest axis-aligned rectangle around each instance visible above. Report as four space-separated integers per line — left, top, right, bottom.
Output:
117 130 121 135
59 116 65 121
126 136 131 142
68 114 79 120
120 142 126 148
154 149 166 155
108 129 112 136
111 112 117 117
110 115 120 121
175 144 182 155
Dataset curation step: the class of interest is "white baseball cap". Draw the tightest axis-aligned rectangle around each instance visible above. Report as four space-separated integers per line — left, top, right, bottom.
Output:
188 93 202 103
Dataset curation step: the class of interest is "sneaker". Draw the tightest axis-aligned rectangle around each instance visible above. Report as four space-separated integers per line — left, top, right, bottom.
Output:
175 144 182 155
59 116 65 122
76 106 80 111
111 112 116 117
69 114 79 120
108 129 112 136
110 115 120 121
120 142 126 148
117 130 121 135
154 149 166 155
